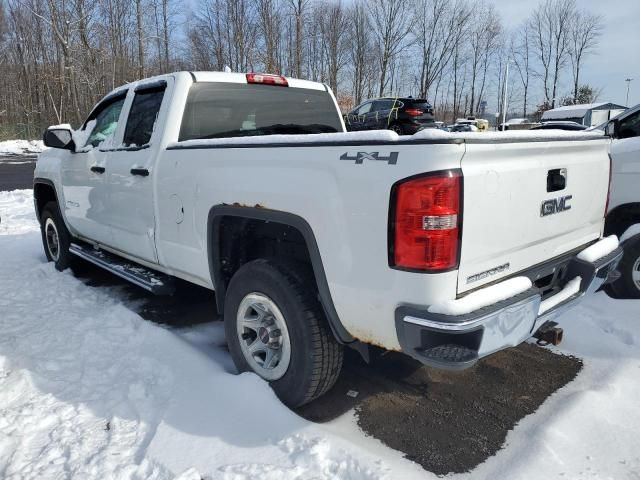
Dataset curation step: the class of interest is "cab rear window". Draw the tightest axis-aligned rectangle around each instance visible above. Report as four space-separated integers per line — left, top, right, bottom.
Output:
179 82 342 141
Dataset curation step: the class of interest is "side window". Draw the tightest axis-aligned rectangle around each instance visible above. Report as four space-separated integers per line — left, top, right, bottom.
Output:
85 97 126 148
618 111 640 139
374 99 393 111
357 102 372 115
123 87 166 147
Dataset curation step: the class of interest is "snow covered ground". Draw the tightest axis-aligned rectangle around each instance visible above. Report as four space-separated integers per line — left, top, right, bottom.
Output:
0 140 45 157
0 189 639 479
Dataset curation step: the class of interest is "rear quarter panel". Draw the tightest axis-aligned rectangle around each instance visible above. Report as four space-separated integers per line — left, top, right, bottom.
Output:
155 141 464 349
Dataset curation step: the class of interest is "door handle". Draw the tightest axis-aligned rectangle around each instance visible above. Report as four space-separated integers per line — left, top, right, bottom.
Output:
547 168 567 192
90 165 105 174
130 168 149 177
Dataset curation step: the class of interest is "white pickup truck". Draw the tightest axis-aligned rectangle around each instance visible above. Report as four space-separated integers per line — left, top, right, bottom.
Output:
35 71 622 407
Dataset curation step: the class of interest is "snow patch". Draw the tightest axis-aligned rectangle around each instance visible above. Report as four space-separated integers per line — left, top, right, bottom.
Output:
0 189 38 235
577 235 619 263
538 276 582 315
1 190 640 479
170 129 399 148
72 119 96 152
0 139 46 156
427 276 533 316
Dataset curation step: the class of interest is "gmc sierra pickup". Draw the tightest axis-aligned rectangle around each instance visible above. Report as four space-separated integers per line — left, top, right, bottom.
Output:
34 71 622 407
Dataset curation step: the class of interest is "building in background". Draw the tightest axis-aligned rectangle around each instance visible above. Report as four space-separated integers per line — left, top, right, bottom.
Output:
542 102 627 126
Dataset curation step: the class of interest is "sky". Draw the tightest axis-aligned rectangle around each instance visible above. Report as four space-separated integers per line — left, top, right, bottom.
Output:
493 0 640 107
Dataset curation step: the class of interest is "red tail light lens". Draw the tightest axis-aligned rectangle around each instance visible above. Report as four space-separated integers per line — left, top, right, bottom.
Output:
390 171 462 271
405 108 424 117
246 73 288 87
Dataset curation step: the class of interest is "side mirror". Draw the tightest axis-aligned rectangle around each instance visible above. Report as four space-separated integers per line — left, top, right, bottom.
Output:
605 120 618 138
43 127 75 150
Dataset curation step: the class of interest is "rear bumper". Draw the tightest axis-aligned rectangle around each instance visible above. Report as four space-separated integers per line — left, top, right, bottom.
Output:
394 240 623 370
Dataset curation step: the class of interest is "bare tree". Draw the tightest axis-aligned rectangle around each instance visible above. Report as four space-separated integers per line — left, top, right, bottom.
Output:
319 1 348 94
568 10 603 103
367 0 413 96
512 22 532 117
415 0 471 100
135 0 145 78
287 0 307 78
529 0 575 108
467 1 501 115
348 1 371 104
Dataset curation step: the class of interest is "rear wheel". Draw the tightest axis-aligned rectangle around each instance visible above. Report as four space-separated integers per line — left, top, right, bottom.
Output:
40 201 74 271
224 259 343 407
607 235 640 299
389 123 404 135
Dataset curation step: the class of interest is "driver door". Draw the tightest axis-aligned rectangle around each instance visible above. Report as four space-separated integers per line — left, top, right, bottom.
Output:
61 93 127 246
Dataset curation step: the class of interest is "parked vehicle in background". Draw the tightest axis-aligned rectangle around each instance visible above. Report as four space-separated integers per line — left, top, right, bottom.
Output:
345 97 434 134
602 104 640 298
531 121 588 131
499 118 538 131
449 123 479 132
454 117 489 132
34 71 622 408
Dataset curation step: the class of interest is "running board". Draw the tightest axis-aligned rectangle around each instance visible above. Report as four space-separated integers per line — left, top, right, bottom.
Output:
69 243 175 295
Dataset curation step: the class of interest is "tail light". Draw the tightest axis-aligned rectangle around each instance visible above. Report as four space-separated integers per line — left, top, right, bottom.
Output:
405 108 423 117
246 73 288 87
390 170 462 271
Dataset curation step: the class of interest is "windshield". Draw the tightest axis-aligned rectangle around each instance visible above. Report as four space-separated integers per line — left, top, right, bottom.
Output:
179 82 343 141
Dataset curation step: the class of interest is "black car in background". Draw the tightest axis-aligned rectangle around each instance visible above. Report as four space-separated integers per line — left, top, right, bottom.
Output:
345 97 435 134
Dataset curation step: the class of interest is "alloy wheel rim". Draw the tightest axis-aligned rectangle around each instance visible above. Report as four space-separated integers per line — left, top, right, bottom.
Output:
236 292 291 381
632 256 640 291
44 218 60 262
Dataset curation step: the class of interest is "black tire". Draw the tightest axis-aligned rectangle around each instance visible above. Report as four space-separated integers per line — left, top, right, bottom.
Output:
389 123 404 135
607 235 640 299
40 201 75 271
224 259 343 407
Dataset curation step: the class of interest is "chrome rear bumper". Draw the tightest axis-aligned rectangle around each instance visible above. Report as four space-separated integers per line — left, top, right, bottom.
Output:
395 242 623 370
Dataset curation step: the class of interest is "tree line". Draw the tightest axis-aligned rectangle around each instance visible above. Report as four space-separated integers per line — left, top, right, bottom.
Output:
0 0 603 139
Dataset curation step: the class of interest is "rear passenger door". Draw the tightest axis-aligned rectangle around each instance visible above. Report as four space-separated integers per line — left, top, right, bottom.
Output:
371 99 394 129
104 80 169 264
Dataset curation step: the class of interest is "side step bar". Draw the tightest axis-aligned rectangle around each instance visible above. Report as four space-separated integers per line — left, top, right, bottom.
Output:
69 243 175 295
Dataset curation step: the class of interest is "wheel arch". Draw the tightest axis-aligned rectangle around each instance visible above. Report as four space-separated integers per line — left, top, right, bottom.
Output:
605 203 640 238
207 205 354 344
33 178 60 222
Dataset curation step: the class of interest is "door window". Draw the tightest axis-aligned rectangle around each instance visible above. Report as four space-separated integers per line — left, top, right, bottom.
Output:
373 99 394 111
356 102 372 115
618 111 640 139
85 97 126 148
123 87 166 147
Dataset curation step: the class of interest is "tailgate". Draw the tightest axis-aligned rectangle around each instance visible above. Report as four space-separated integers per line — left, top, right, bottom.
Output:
457 137 610 294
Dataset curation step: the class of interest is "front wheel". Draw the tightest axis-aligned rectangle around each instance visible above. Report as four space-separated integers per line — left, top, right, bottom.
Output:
607 235 640 299
224 259 343 407
40 201 75 271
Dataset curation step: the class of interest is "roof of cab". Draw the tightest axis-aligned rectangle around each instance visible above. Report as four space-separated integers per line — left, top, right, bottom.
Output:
190 71 327 91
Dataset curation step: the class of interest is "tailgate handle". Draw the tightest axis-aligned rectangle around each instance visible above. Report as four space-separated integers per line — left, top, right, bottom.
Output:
547 168 567 192
90 165 105 174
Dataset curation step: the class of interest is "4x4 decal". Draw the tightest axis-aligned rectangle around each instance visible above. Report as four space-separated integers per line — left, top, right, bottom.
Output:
340 151 398 165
